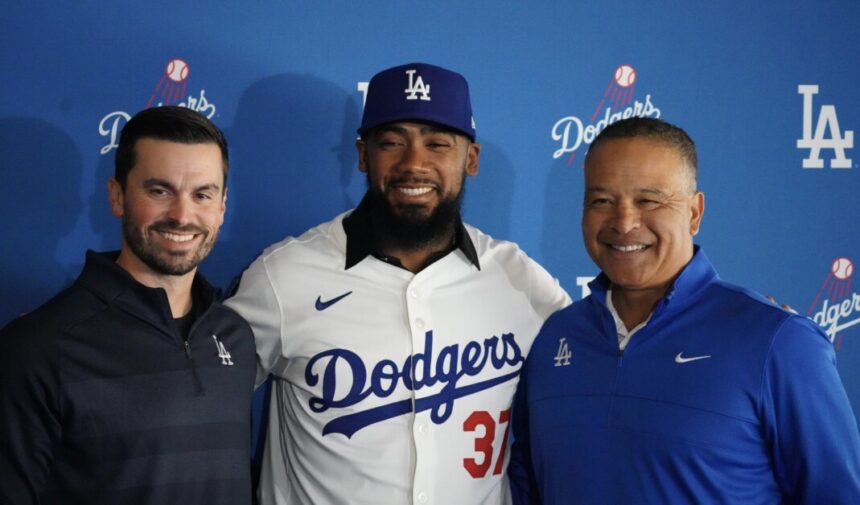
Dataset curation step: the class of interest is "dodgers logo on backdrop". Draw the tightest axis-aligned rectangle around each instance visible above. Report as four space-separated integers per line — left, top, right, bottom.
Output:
552 64 662 165
98 58 219 155
808 256 859 350
304 330 524 438
797 85 854 169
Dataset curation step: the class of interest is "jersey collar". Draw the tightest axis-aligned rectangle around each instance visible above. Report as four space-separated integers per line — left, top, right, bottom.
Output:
342 192 480 271
588 245 719 318
78 250 218 336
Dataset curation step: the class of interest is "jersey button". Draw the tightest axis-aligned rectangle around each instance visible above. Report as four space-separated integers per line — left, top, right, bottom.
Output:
415 318 425 328
417 492 429 503
409 288 421 299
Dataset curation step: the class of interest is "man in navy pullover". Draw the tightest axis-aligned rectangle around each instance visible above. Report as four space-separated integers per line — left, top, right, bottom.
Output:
0 107 256 504
508 117 860 504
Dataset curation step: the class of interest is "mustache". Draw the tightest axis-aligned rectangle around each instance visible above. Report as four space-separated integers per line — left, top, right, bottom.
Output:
149 221 206 235
389 176 439 188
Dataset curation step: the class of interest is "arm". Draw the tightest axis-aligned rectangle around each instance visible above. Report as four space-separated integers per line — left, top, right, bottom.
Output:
523 254 572 320
0 320 62 504
762 316 860 504
224 255 284 388
508 357 541 505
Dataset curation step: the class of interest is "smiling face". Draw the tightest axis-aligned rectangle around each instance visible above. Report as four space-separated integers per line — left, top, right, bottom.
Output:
582 137 704 297
109 138 226 282
356 121 480 248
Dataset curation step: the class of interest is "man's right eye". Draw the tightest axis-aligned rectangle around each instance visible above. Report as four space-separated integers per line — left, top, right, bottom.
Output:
378 140 403 149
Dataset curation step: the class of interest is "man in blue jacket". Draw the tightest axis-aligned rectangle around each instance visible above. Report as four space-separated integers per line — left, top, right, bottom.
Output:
509 117 860 504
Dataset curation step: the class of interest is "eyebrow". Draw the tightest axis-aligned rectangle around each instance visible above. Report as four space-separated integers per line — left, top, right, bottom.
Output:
143 178 222 193
374 124 459 143
638 187 670 198
584 186 610 195
584 187 671 198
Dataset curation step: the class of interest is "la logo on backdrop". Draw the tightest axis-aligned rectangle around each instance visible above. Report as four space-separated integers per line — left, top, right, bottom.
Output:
97 58 219 155
797 84 854 169
796 86 857 350
551 64 662 166
809 257 859 351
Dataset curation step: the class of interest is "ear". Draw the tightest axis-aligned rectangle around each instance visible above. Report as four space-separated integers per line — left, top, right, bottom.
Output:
356 139 368 173
107 178 125 218
465 142 480 177
689 191 705 236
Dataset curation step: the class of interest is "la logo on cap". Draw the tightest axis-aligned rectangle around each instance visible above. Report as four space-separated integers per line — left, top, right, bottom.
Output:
404 69 431 101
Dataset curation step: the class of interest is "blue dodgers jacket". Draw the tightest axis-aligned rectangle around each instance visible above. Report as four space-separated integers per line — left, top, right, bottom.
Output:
509 248 860 505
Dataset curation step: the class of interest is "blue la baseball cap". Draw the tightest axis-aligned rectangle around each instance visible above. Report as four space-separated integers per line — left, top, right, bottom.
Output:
358 62 476 141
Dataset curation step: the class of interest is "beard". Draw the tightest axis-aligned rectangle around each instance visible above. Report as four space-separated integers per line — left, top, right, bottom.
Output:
367 173 465 251
122 212 218 276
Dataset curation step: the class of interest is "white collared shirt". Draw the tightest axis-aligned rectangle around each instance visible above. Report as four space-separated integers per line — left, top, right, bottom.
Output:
606 288 651 351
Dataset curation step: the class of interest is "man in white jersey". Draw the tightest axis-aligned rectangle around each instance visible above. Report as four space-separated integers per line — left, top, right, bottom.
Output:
226 62 570 505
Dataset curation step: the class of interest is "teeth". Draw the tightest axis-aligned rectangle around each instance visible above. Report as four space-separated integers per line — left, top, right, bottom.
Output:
160 232 195 243
398 187 433 196
612 244 647 252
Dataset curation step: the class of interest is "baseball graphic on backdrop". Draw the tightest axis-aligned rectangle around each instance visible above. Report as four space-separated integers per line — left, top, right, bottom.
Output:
614 64 636 88
832 257 854 280
166 58 189 82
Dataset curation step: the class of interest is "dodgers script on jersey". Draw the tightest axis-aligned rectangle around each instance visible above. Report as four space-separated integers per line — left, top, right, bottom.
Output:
226 211 570 505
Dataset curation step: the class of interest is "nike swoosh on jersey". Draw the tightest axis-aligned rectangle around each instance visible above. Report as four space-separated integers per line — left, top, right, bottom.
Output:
674 352 712 364
315 291 353 311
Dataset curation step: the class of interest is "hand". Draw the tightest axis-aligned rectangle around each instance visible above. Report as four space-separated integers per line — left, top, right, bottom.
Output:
767 295 798 314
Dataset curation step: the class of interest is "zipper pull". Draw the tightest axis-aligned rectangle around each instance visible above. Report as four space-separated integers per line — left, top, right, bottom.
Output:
184 340 192 360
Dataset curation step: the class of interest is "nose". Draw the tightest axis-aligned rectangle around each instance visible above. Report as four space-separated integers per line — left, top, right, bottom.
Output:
610 201 640 234
398 144 428 173
165 195 192 226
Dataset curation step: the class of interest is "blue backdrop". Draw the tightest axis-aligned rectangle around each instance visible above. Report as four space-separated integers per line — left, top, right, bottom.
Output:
2 2 859 420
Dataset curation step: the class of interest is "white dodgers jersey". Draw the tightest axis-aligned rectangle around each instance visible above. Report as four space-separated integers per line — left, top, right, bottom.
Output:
226 211 570 505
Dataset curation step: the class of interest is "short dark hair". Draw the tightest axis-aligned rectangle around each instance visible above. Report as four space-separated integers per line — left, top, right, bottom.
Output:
115 106 229 189
586 117 698 191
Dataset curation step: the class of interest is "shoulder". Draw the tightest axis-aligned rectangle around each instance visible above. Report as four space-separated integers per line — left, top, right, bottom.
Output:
464 224 528 260
234 212 348 289
0 283 104 386
252 212 349 275
696 279 832 362
207 299 256 333
260 212 347 263
226 213 350 315
465 223 572 313
704 279 801 331
464 223 549 277
768 313 834 366
540 296 599 335
1 282 103 349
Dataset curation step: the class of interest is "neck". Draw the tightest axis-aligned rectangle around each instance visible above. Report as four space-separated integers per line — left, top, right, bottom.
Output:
381 229 456 273
610 286 666 331
366 189 463 273
115 250 195 318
